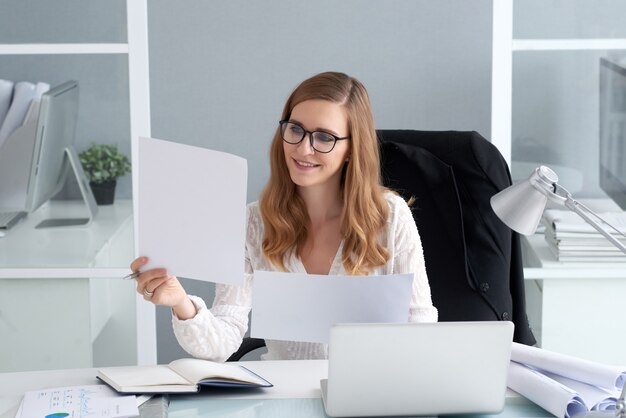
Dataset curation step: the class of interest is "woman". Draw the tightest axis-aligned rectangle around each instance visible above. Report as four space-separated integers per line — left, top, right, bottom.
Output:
131 71 437 361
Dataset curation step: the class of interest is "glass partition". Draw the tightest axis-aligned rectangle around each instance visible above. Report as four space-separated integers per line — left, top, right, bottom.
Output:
0 54 133 269
0 0 145 372
512 50 626 197
514 0 626 39
511 2 626 199
0 0 127 43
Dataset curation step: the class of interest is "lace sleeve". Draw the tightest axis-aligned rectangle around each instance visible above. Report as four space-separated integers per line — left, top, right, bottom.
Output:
392 197 438 323
171 203 260 362
171 268 253 362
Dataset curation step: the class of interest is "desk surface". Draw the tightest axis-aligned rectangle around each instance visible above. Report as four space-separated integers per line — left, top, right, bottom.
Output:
0 360 551 418
0 199 132 270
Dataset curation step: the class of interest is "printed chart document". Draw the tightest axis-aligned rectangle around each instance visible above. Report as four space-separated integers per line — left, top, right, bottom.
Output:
137 137 247 285
16 384 138 418
251 271 413 343
97 358 272 394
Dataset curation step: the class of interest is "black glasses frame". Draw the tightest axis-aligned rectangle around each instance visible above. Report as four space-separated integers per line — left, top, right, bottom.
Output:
279 120 350 153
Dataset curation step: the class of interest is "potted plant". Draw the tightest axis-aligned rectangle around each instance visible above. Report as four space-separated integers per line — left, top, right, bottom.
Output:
79 143 131 205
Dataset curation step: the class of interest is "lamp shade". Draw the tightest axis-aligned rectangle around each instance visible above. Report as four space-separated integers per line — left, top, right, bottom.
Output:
490 166 559 236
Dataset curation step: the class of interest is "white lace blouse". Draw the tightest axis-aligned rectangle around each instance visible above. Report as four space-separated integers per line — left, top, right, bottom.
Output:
172 192 438 361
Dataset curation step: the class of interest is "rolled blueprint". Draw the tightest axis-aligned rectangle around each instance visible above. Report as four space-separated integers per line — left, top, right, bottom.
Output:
508 361 587 418
511 343 626 390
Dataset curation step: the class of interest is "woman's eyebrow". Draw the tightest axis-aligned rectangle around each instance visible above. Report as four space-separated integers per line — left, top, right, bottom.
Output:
288 118 342 137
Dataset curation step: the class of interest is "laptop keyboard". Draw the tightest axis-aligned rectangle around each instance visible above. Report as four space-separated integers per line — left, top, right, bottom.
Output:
0 211 27 229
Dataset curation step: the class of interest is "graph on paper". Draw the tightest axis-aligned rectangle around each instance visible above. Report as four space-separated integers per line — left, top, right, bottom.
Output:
18 384 138 418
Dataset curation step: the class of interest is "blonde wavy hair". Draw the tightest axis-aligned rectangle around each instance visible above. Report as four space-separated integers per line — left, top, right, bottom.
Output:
259 72 390 275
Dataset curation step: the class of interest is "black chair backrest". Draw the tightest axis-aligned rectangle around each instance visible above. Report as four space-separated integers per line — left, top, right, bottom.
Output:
378 130 535 345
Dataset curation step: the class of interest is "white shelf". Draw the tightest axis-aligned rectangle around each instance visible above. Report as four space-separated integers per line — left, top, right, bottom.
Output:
0 200 133 274
0 268 130 279
0 43 129 55
513 38 626 52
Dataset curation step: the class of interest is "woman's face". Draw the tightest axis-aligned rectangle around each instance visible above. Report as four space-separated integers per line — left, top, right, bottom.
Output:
282 99 351 192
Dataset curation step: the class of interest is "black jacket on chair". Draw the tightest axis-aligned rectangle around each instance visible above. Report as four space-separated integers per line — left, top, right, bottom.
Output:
378 130 535 345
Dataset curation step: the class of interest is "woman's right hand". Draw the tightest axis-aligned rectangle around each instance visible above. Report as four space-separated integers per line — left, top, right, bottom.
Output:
130 257 197 320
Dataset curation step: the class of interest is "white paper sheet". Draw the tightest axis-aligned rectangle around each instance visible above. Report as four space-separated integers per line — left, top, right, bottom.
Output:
0 79 13 129
251 271 413 343
0 81 35 149
138 136 247 284
17 384 137 418
511 342 626 390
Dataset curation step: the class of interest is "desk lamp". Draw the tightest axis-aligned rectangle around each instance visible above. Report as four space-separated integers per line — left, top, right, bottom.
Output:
491 165 626 418
490 166 626 255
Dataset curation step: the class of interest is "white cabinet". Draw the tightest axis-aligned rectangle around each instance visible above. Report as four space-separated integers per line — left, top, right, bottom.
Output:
523 234 626 365
0 201 137 372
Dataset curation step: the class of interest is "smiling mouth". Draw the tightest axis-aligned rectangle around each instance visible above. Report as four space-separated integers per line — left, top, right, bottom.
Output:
294 159 320 168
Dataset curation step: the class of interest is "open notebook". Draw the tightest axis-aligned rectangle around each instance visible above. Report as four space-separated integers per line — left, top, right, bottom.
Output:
97 358 272 394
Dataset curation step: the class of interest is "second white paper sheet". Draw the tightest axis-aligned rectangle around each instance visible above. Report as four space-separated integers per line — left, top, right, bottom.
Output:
251 271 413 343
137 136 247 285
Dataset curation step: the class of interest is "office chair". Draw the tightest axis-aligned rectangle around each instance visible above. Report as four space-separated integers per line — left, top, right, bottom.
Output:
226 337 266 362
227 130 535 360
378 130 536 345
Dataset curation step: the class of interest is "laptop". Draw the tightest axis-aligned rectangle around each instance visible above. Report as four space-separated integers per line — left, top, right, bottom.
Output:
320 321 514 417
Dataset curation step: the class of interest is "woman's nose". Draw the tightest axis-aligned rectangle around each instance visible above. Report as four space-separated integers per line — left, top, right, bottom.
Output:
296 133 315 154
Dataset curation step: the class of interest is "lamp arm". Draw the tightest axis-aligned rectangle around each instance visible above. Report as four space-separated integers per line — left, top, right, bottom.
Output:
583 381 625 417
562 197 626 256
617 382 625 418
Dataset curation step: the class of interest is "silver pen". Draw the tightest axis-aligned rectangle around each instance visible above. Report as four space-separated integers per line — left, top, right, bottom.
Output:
123 271 141 280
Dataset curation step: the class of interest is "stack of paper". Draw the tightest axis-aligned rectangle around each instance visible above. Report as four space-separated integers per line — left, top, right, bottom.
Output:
508 343 625 418
0 79 49 149
542 210 626 262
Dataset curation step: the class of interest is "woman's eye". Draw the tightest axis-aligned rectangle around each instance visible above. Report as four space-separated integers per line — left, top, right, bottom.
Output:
315 133 335 143
289 125 304 135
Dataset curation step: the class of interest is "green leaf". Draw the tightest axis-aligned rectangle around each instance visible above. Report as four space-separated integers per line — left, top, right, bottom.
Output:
78 143 131 184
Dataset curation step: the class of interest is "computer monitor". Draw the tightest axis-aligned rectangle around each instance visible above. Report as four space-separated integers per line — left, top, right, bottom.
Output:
599 57 626 210
26 81 79 212
0 80 97 227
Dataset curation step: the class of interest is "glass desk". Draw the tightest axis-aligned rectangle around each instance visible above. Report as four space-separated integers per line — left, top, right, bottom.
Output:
0 360 552 418
168 396 551 417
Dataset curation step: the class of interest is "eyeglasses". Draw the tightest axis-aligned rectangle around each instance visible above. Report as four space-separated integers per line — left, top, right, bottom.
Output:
279 120 350 153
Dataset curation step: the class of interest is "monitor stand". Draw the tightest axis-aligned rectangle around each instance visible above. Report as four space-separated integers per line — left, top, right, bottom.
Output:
35 146 99 228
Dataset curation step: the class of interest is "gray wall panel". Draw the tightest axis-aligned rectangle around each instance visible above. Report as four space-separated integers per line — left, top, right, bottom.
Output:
149 0 493 204
0 0 127 43
148 0 495 363
514 0 626 39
